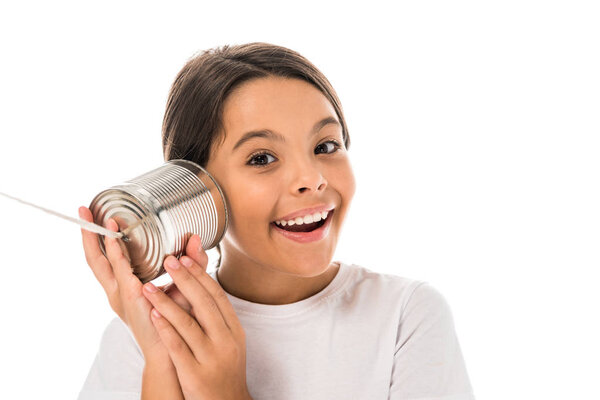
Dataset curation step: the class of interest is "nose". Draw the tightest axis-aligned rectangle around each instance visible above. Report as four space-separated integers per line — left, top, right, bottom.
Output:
289 157 327 195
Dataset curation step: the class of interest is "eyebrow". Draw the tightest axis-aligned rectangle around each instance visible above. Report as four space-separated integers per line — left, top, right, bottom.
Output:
232 116 341 152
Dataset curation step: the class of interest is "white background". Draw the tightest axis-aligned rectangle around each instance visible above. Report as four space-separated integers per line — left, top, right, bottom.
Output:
0 1 598 399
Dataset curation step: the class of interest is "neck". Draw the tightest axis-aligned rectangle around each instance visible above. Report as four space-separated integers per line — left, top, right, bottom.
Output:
214 249 340 305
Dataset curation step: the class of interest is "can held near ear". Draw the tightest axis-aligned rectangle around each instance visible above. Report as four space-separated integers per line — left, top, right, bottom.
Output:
89 159 228 283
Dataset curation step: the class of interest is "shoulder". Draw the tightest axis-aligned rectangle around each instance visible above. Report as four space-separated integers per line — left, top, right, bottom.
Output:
394 280 462 355
401 281 456 328
343 262 428 307
332 262 432 330
342 262 456 332
387 281 475 397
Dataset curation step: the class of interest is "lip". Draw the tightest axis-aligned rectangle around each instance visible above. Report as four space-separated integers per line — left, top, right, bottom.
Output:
273 204 335 222
271 209 334 244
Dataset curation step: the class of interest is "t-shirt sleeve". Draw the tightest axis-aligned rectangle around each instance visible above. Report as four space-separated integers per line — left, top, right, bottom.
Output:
77 317 145 400
389 282 475 400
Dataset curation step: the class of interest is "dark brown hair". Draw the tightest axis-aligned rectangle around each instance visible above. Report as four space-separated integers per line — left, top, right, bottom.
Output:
162 42 350 164
161 42 351 266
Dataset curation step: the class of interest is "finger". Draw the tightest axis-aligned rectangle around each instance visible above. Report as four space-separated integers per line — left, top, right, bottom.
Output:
143 282 208 359
104 218 138 289
149 308 198 371
78 206 118 295
163 256 230 339
185 234 208 270
179 255 244 340
162 283 193 313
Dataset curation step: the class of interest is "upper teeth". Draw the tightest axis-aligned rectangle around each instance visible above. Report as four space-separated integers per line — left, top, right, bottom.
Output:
275 210 329 227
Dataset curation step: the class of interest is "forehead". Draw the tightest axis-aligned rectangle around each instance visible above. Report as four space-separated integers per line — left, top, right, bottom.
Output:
220 76 337 140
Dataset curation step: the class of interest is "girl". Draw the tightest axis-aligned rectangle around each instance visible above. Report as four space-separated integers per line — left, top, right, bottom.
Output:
77 42 475 400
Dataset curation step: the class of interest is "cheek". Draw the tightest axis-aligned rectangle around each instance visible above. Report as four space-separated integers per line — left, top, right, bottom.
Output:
226 174 278 227
329 159 356 202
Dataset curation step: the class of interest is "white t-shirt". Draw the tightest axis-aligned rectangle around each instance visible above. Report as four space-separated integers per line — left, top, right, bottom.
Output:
78 261 475 400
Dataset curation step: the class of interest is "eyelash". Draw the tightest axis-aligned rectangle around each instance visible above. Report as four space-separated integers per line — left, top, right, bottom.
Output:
246 140 342 168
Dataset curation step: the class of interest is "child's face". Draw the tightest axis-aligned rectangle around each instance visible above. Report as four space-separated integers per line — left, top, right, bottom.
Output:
205 76 355 276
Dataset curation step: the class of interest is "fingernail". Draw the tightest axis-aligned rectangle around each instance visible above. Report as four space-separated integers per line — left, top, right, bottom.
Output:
165 257 180 270
180 257 192 268
151 308 162 318
144 282 157 293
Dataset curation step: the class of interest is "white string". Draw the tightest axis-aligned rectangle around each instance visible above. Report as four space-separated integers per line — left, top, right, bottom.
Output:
0 191 124 239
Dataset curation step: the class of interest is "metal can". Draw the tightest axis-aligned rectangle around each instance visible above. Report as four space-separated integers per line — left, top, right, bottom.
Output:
89 159 228 283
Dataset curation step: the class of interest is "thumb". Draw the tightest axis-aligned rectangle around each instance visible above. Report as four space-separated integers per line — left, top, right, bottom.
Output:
185 234 209 271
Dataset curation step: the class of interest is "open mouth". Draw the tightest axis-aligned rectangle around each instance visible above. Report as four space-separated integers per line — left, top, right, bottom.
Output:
271 209 334 233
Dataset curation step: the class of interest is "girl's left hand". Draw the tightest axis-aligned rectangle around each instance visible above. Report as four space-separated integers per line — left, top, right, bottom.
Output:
141 239 251 400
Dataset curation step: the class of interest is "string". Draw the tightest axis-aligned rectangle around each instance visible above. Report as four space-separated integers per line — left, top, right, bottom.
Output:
0 191 124 239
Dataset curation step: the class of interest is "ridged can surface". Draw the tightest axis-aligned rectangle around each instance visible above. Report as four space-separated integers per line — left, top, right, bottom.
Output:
89 159 228 283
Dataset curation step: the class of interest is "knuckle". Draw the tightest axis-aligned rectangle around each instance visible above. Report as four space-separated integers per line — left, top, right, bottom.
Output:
169 336 188 354
215 288 229 303
122 286 138 303
178 271 197 286
107 280 119 296
183 314 197 331
206 298 220 314
110 253 124 264
222 341 238 356
217 339 243 363
134 295 149 309
180 270 193 281
108 249 126 264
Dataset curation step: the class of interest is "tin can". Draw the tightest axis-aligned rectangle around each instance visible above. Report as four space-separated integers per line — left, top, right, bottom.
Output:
89 159 228 283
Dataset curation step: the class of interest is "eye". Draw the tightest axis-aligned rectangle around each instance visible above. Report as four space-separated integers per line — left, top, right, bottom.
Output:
315 140 341 155
247 151 277 167
246 140 342 168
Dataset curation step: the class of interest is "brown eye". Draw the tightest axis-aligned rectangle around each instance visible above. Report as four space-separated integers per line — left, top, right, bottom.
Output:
315 140 341 155
247 152 276 167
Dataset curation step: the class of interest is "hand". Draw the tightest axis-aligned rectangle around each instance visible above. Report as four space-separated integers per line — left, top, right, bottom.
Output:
78 206 201 359
141 251 251 400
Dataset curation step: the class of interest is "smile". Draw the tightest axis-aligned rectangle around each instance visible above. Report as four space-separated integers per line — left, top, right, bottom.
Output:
271 209 334 243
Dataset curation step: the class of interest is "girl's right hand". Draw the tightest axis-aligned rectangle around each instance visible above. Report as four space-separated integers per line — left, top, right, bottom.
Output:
78 206 204 359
